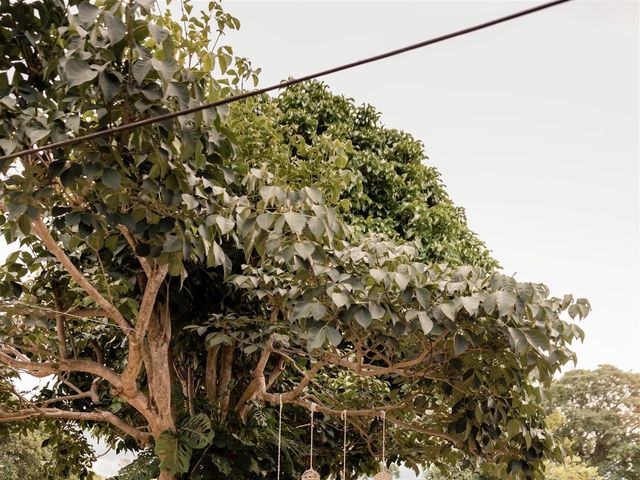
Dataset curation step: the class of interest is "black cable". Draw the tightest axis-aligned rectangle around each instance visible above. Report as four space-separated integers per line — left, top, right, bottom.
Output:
0 0 573 162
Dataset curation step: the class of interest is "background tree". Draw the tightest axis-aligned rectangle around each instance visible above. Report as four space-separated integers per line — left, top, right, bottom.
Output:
0 1 589 479
0 422 101 479
552 365 640 480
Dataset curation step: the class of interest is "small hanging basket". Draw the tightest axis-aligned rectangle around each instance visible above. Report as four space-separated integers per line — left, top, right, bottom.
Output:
374 411 390 480
300 403 321 480
301 469 321 480
373 470 392 480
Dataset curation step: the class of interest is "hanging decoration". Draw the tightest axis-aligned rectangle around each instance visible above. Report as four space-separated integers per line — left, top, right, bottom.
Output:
341 410 348 480
301 403 321 480
373 411 391 480
277 394 283 480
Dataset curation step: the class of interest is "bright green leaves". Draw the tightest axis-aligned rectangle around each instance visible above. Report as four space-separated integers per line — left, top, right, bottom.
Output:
155 414 214 476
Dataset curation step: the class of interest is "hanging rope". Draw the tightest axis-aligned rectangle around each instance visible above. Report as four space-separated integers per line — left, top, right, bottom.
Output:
277 394 283 480
372 411 391 480
300 403 320 480
342 410 348 480
380 410 386 464
310 402 316 470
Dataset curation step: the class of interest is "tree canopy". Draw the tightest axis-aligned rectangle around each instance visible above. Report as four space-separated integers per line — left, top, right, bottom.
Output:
0 1 589 479
552 365 640 480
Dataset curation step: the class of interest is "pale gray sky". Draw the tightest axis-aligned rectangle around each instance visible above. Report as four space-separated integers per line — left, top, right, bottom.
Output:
6 1 640 477
218 0 639 373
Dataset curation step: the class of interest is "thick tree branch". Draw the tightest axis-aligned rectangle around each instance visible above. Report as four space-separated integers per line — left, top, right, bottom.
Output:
31 218 130 333
120 263 167 395
0 407 150 444
0 348 121 388
236 337 274 413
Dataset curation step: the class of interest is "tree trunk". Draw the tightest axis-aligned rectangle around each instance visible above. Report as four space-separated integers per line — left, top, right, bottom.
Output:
158 470 174 480
146 301 177 477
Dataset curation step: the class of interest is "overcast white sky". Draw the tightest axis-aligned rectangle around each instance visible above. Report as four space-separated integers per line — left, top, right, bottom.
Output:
217 0 639 374
8 1 640 477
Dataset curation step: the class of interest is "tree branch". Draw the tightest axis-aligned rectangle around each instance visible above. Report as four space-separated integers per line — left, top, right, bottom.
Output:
0 348 121 388
31 218 130 333
0 407 150 444
121 263 168 395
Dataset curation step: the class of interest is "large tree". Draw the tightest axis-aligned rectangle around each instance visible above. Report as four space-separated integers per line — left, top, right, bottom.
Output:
0 1 589 479
552 365 640 480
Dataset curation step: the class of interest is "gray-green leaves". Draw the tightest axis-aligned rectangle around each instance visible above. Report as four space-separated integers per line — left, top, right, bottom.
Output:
62 59 98 87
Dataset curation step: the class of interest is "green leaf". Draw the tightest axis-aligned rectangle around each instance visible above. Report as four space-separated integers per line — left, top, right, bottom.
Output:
0 138 17 154
507 419 521 438
524 328 550 351
369 268 386 284
182 194 199 210
294 242 315 260
418 312 433 334
460 296 479 316
354 308 372 329
326 327 342 347
331 292 349 308
76 1 100 27
454 334 468 356
308 217 324 238
163 235 182 253
394 272 410 291
256 212 274 230
132 59 152 84
99 71 120 102
101 168 121 189
307 327 326 351
215 215 234 235
283 212 306 236
28 129 50 144
508 327 527 354
415 288 430 309
63 58 98 87
149 23 169 43
439 302 457 321
369 301 385 319
155 431 192 476
104 12 126 44
179 414 214 449
496 291 516 317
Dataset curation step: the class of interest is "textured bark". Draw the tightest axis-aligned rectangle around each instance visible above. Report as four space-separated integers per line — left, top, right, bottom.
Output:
205 345 220 402
145 300 175 437
218 344 234 418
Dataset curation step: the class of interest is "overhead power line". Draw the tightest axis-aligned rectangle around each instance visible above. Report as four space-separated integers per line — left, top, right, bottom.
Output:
0 0 573 162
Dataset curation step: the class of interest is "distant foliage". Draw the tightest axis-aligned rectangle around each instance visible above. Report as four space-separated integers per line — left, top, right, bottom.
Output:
552 365 640 480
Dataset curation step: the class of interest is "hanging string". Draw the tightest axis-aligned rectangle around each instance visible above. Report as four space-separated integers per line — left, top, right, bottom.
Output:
310 402 317 470
380 410 386 464
277 394 283 480
342 410 347 480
